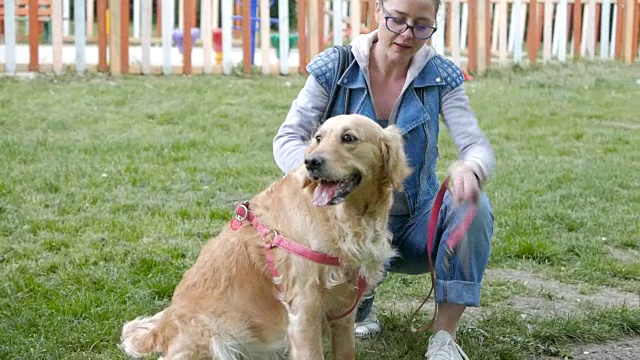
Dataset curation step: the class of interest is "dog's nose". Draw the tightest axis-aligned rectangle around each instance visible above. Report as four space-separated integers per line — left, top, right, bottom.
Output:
304 156 324 171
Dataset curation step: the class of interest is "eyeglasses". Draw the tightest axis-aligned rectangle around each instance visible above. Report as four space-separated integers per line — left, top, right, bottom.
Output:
380 2 437 40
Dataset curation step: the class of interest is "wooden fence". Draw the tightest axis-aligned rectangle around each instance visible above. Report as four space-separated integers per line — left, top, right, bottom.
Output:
0 0 638 76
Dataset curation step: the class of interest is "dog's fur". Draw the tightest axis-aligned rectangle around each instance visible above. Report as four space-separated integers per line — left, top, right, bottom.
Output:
120 114 411 360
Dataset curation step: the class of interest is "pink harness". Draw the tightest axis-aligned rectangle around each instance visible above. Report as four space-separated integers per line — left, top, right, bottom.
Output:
230 201 366 321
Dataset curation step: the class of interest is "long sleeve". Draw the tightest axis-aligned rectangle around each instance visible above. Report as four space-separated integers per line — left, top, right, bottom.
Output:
440 84 496 182
273 75 330 174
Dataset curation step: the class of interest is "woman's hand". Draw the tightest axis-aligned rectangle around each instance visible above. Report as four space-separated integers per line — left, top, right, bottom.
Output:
448 161 481 205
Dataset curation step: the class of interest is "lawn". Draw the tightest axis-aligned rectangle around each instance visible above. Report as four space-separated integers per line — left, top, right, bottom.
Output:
1 62 639 359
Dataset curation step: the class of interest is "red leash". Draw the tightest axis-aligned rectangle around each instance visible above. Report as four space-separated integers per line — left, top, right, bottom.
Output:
410 176 478 332
231 202 366 321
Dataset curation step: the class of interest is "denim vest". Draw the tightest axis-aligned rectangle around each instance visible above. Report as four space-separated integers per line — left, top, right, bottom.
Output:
308 50 465 214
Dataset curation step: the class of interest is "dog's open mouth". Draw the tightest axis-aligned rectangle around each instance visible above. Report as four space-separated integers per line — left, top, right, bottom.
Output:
311 173 362 206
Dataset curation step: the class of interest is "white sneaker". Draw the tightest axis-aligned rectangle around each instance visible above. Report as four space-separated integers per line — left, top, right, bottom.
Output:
424 330 469 360
354 312 380 339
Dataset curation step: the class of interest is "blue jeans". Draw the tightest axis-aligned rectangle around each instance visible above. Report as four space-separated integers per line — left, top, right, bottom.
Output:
355 192 494 323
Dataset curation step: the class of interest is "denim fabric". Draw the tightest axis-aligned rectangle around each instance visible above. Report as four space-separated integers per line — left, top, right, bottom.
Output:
297 35 496 320
356 191 494 319
308 50 464 215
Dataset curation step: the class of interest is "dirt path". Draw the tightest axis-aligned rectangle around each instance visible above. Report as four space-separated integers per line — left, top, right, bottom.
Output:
488 268 640 359
532 338 640 359
487 268 640 317
384 268 639 358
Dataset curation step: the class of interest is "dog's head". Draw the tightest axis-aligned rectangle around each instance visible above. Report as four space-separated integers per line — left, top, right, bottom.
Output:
303 114 411 206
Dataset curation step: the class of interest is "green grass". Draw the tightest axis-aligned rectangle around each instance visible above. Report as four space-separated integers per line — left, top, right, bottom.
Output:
1 62 639 359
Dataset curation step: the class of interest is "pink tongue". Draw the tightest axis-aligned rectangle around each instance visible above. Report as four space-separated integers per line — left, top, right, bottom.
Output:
312 182 339 206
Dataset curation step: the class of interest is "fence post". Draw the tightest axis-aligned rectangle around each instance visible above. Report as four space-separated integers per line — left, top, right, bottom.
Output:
28 0 39 71
622 0 636 63
260 0 271 74
309 0 320 59
350 0 361 41
468 0 478 73
512 0 523 63
573 0 582 59
98 0 108 72
278 0 290 75
527 0 538 64
141 0 152 74
317 0 325 51
156 0 162 37
75 0 86 74
558 0 568 61
615 0 623 59
333 0 343 46
161 0 174 75
485 0 491 65
476 0 488 73
242 0 252 73
451 0 462 65
52 0 63 74
586 0 596 58
183 0 195 74
120 0 130 73
298 0 308 73
543 0 553 62
222 0 234 75
202 0 214 74
109 0 121 75
633 0 639 61
4 0 16 74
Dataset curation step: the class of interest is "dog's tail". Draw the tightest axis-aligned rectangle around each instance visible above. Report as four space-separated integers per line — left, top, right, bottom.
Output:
120 310 167 357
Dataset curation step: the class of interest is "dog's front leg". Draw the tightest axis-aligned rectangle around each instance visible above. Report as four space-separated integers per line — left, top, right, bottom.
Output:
329 316 356 360
286 294 324 360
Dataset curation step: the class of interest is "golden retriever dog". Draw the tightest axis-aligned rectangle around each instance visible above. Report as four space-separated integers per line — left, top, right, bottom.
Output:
120 114 411 360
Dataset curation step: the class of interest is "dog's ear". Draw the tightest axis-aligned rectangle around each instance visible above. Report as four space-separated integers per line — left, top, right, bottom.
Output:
381 126 411 191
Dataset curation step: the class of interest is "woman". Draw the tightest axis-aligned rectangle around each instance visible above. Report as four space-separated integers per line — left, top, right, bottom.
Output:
273 0 494 358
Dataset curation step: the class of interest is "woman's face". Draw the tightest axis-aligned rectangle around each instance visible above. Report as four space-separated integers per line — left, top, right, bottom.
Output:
375 0 437 62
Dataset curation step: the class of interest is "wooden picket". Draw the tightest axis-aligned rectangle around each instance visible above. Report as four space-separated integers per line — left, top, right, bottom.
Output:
97 0 107 72
0 0 638 76
202 0 213 74
74 0 85 73
141 0 151 74
52 0 61 73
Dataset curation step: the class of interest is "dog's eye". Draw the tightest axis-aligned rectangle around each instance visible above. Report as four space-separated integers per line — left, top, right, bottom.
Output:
342 133 357 143
315 135 322 143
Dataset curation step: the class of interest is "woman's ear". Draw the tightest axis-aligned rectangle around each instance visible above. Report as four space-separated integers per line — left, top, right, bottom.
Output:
381 126 412 191
374 1 383 24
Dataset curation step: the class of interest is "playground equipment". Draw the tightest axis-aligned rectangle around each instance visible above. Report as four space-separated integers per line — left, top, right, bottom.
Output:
173 27 223 65
232 0 279 65
213 28 223 65
270 33 299 61
172 27 201 54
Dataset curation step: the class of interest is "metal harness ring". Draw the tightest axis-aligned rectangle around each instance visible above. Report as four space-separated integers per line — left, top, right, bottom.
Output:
234 203 249 222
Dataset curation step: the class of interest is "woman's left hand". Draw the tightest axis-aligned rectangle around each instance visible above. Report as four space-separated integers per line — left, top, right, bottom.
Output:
449 161 481 205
